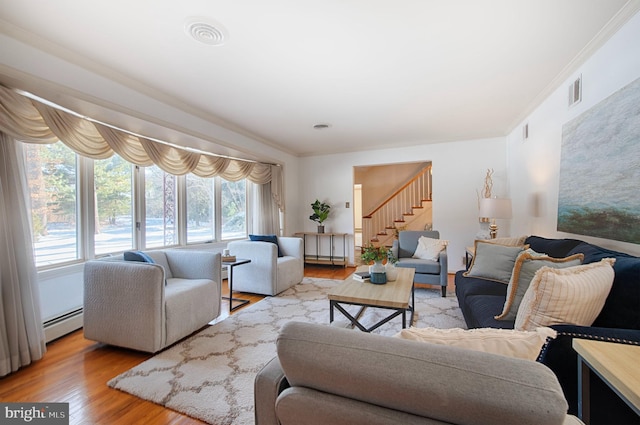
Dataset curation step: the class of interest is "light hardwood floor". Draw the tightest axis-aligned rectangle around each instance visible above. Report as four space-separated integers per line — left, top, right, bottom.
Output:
0 266 454 424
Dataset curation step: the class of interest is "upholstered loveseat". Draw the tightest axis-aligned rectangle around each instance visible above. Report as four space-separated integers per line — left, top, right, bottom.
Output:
83 249 221 353
255 322 583 425
391 230 448 296
455 236 640 424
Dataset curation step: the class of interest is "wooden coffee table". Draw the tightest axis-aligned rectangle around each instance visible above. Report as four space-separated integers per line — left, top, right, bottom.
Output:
328 266 415 332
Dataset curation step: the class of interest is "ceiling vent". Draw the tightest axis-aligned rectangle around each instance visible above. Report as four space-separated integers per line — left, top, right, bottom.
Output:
568 75 582 107
185 18 227 46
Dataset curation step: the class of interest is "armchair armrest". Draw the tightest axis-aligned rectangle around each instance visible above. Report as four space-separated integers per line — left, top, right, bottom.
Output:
83 260 166 352
255 357 290 425
277 237 303 259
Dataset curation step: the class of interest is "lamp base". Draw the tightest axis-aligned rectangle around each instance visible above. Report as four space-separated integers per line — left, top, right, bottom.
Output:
489 220 498 239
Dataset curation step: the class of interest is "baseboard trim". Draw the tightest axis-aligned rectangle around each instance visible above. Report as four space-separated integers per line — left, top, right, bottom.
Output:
44 309 83 343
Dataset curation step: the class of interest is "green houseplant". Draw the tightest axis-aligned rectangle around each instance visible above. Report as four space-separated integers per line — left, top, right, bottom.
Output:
361 243 389 284
309 199 331 233
361 243 388 264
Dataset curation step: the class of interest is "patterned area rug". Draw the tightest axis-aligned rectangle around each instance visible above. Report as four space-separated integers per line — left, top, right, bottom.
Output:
107 277 465 424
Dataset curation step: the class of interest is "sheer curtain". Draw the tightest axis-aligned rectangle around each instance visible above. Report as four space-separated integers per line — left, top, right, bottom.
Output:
0 132 46 376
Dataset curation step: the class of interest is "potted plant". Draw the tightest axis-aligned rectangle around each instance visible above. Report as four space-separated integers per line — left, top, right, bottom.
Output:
309 199 331 233
361 243 388 264
361 243 388 284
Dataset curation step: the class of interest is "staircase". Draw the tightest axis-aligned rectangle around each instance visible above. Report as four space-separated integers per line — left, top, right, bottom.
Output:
362 165 432 249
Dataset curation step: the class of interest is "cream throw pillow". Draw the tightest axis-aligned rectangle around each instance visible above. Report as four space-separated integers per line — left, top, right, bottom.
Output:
412 236 448 261
495 250 584 321
515 258 615 331
483 235 528 246
395 326 556 361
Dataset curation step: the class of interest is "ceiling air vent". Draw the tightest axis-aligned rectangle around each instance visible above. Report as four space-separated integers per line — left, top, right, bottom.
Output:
568 75 582 107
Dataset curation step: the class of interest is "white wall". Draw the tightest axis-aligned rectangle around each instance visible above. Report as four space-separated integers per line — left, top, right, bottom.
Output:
299 137 507 270
507 10 640 256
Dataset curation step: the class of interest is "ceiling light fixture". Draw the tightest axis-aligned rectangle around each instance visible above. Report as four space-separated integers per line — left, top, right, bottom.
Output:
184 18 227 46
313 123 331 130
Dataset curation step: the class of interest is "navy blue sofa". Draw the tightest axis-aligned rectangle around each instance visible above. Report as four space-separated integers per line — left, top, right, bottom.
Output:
455 236 640 425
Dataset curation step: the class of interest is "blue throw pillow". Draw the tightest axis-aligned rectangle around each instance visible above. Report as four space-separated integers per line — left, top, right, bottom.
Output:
124 251 155 263
249 234 282 257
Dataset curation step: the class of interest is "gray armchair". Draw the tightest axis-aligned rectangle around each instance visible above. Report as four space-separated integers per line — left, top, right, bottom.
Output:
83 249 221 353
391 230 448 296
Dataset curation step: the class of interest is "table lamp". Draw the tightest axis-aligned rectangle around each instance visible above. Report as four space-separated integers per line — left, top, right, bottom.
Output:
479 197 512 239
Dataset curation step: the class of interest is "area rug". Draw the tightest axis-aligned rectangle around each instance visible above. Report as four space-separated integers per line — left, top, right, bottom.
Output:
107 277 465 424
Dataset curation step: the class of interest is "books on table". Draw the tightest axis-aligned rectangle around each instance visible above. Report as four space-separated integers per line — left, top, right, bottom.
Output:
353 271 370 282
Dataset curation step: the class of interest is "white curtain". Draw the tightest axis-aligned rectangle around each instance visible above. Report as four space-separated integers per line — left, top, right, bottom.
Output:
0 132 46 376
252 182 280 235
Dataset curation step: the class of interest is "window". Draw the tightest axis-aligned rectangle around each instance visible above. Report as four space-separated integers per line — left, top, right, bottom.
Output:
221 178 246 239
186 174 215 243
25 142 79 267
24 144 251 267
144 166 177 248
94 154 134 255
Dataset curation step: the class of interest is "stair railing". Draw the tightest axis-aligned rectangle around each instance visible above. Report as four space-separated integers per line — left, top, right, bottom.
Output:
362 165 432 246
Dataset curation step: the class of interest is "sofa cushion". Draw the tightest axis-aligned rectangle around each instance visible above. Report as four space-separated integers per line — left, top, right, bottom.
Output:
464 295 515 329
395 326 556 360
568 242 640 330
396 258 440 274
250 234 283 257
525 236 583 258
412 236 447 261
515 259 615 331
276 321 568 425
455 271 507 298
495 251 584 321
464 241 525 284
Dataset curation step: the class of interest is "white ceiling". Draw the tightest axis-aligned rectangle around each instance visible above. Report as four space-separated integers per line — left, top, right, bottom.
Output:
0 0 637 158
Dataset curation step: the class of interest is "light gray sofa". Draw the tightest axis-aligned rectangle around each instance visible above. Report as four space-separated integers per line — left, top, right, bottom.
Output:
83 249 221 353
391 230 449 296
255 322 584 425
226 237 304 296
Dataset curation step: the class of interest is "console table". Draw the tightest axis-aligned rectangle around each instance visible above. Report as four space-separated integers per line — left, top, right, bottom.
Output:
295 232 350 267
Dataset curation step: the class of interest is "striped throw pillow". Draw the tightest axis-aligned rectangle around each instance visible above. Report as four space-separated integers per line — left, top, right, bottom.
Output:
514 258 615 331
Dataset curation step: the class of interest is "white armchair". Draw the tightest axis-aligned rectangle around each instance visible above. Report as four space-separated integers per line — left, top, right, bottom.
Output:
83 249 221 353
226 237 304 296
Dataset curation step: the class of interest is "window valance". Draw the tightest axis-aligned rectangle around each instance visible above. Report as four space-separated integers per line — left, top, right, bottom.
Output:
0 84 277 184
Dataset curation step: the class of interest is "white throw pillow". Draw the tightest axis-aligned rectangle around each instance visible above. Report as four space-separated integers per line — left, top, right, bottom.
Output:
515 258 615 331
395 326 556 360
412 236 448 261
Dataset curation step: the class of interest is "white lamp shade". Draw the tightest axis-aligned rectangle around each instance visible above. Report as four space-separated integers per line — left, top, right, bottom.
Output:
479 198 512 219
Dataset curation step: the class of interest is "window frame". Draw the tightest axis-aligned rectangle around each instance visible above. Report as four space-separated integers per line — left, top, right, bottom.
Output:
25 142 251 270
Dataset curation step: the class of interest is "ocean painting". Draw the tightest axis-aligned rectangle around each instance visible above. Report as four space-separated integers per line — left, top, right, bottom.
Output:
557 77 640 244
